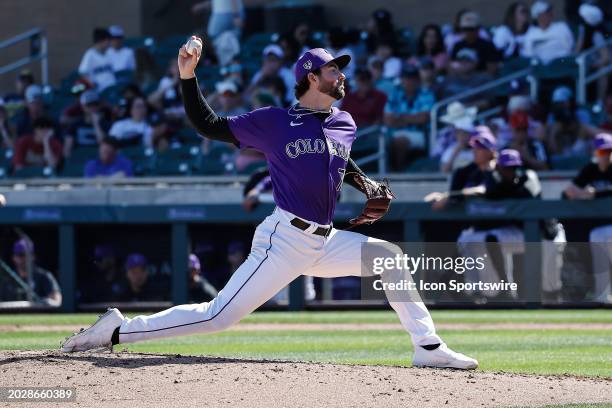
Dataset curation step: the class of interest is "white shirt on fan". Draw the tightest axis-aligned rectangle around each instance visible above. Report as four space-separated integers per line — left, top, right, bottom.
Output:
106 46 136 72
78 48 116 91
492 25 526 58
109 118 153 147
521 22 574 64
212 0 243 14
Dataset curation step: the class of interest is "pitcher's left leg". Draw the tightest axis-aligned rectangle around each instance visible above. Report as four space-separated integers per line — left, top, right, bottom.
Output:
305 228 478 369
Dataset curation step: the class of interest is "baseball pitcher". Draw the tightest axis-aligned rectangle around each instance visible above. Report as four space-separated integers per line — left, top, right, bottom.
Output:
61 38 477 369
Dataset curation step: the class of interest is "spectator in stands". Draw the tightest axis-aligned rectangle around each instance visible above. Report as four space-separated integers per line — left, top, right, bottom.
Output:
59 79 96 129
425 127 497 211
340 68 387 127
521 1 574 65
413 24 449 74
441 46 494 103
364 8 396 53
493 2 530 59
450 11 500 75
504 110 549 170
0 239 62 306
327 27 355 78
114 253 167 302
438 102 477 173
384 65 435 170
367 57 395 97
278 23 313 65
78 28 116 91
147 59 186 128
256 75 289 108
188 253 218 303
0 100 14 149
575 3 609 103
219 59 246 88
192 0 244 40
417 57 443 97
106 25 136 74
248 45 295 103
84 137 133 178
12 85 49 137
212 80 248 116
493 95 546 147
13 117 62 172
79 244 121 303
547 86 601 156
563 133 612 303
374 41 402 79
63 90 111 158
2 70 35 113
601 95 612 131
444 8 491 53
108 96 156 148
434 101 477 157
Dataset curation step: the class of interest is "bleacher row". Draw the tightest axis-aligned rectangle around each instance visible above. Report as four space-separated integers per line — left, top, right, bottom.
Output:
1 25 608 179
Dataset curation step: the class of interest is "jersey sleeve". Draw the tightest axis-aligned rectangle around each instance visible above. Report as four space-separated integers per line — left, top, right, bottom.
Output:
227 107 274 151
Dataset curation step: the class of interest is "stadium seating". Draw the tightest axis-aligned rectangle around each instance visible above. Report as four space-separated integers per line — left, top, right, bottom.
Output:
532 57 578 80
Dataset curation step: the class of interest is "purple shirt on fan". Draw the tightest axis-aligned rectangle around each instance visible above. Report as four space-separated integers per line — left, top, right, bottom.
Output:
84 155 133 178
228 106 357 225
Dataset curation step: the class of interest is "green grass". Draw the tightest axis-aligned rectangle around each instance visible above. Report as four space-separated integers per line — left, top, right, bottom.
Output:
0 310 610 378
1 309 611 325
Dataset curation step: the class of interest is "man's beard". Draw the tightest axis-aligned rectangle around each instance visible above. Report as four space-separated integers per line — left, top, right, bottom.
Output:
319 79 345 100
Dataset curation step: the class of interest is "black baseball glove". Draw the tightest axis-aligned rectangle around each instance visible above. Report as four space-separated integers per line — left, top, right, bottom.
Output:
348 175 396 226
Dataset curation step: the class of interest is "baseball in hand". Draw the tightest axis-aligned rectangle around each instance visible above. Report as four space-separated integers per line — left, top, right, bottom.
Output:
0 194 6 207
186 37 203 56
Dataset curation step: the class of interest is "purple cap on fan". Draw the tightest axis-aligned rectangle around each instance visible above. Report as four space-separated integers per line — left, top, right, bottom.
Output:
593 133 612 151
498 149 523 167
126 253 147 269
469 126 497 151
294 48 351 83
13 239 34 255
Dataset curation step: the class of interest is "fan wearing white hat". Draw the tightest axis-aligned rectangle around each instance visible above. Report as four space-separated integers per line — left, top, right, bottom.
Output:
439 102 478 173
106 25 136 73
521 1 574 64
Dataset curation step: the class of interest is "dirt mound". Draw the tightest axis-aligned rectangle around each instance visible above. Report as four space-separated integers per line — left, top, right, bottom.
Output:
1 350 610 408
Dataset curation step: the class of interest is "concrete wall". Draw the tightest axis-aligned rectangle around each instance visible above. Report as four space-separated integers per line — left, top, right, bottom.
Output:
0 0 567 91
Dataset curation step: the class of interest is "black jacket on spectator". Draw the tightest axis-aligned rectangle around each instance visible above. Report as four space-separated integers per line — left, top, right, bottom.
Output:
451 39 500 71
572 162 612 198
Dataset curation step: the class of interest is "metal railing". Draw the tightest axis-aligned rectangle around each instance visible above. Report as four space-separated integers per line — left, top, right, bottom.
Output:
352 125 387 174
0 28 48 85
429 67 537 155
576 38 612 105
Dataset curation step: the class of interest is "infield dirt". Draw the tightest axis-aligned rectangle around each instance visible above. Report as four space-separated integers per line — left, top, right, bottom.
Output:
0 350 610 408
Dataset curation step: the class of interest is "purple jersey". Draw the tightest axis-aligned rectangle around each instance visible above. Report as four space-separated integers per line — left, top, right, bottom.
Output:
228 106 357 225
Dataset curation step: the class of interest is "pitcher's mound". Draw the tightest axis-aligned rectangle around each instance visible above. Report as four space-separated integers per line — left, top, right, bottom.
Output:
1 350 610 408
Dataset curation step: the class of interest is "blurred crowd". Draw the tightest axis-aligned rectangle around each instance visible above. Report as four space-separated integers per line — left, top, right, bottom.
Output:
0 1 610 176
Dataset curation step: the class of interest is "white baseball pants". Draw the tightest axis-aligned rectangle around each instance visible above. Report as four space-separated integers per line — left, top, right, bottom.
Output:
118 207 441 346
457 225 566 297
589 224 612 302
